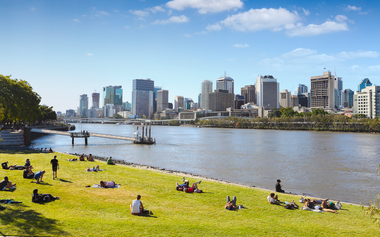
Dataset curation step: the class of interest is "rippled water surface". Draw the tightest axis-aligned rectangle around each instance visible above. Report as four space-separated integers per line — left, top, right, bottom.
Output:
31 124 380 204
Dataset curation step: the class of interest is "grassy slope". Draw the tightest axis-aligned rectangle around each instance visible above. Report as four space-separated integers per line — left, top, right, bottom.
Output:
0 150 377 236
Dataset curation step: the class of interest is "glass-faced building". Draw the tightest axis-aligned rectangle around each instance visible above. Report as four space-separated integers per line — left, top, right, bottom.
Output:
132 79 154 116
79 94 88 117
103 86 122 107
358 78 372 92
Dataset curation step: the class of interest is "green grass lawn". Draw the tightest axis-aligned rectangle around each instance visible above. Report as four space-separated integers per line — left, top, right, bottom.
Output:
0 150 378 236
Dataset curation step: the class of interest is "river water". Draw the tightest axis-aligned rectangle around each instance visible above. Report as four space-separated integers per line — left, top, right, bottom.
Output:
30 124 380 204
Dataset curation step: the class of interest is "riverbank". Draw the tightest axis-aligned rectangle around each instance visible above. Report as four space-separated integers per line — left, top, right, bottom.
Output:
0 150 377 236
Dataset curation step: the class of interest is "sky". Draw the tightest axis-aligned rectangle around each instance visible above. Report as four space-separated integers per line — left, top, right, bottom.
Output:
1 0 380 112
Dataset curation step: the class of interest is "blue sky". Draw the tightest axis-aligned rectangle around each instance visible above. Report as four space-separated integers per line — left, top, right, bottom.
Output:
1 0 379 112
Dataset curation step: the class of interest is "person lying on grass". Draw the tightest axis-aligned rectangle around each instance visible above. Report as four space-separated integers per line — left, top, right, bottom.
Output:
183 181 202 193
32 189 59 203
2 162 25 170
0 176 16 190
86 165 100 172
32 170 45 184
100 180 116 188
23 166 35 179
304 199 338 214
130 195 153 215
176 179 190 191
267 193 280 204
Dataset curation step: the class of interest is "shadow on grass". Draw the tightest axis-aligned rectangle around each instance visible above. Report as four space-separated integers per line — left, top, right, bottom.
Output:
135 215 158 218
0 204 69 236
1 189 16 192
30 182 53 186
0 149 40 154
57 178 72 183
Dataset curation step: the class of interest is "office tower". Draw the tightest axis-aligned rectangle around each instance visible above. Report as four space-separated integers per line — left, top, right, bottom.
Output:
353 85 380 118
341 89 354 108
241 85 256 104
92 93 100 109
157 90 169 112
235 95 245 109
103 86 122 107
153 86 162 113
174 96 184 111
216 73 234 94
297 84 308 94
310 71 335 108
122 102 132 111
291 95 299 107
132 79 154 116
334 77 343 108
201 80 213 110
256 75 279 109
66 109 75 117
208 89 234 111
358 78 372 92
79 94 88 117
104 104 115 117
298 93 309 107
198 94 201 108
168 103 173 109
279 89 291 108
185 99 193 110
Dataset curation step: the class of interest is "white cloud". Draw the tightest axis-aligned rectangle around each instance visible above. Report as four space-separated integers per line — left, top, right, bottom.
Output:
95 11 110 17
86 53 93 56
286 21 348 37
124 26 130 29
335 15 347 22
206 23 222 31
368 65 380 71
346 5 361 11
219 8 300 32
337 51 379 59
166 0 243 14
302 8 310 16
73 19 80 22
233 43 249 48
184 34 192 37
282 48 318 58
130 10 150 18
148 6 165 13
152 15 189 25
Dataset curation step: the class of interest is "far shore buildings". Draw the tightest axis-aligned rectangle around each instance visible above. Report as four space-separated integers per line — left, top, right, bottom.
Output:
279 89 291 108
216 73 234 94
241 85 256 104
132 79 154 117
310 71 335 109
103 85 122 107
174 96 184 111
201 80 213 111
353 85 380 119
208 89 234 111
79 94 88 117
92 93 100 109
157 90 169 113
256 75 279 109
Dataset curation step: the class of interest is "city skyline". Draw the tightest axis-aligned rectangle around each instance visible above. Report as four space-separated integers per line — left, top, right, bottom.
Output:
1 0 380 112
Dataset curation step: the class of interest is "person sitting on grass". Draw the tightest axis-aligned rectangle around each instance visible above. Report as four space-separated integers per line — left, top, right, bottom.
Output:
225 196 239 210
48 148 53 153
32 189 59 203
176 179 190 191
267 193 280 204
107 156 115 165
183 181 202 193
275 179 285 193
88 154 94 161
23 166 35 179
79 154 85 161
86 165 100 172
33 170 45 184
130 195 153 215
100 180 116 188
0 176 16 190
25 159 31 167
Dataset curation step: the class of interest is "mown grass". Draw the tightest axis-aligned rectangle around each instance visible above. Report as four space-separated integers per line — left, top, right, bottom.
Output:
0 150 377 236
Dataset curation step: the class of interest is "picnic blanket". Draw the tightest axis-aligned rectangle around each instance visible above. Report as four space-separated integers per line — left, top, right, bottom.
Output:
91 184 121 188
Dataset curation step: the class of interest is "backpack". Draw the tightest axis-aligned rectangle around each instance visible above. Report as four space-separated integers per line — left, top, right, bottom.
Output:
335 201 342 210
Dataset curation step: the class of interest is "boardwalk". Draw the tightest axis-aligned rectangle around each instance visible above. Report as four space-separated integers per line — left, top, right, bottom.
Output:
31 128 135 141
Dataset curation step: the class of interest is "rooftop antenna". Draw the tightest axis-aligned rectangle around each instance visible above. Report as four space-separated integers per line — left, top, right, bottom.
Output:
224 71 226 77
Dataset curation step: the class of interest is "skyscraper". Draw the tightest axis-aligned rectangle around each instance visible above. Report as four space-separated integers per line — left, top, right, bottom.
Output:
174 96 184 111
79 94 88 117
334 77 343 108
208 89 234 111
241 85 256 104
153 86 162 113
132 79 154 116
201 80 213 110
157 90 169 112
341 89 354 108
353 85 380 118
103 86 122 107
358 78 372 92
92 93 100 109
310 71 335 108
297 84 308 94
256 75 279 109
279 89 291 108
216 73 234 94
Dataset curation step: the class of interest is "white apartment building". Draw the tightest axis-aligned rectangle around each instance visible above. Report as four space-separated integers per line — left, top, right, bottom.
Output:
353 85 380 118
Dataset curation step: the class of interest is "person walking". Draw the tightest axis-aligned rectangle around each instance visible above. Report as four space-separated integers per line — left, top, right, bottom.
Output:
50 155 59 179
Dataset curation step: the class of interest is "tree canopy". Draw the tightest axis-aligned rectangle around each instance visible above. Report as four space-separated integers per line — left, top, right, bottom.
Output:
0 74 42 123
39 105 57 121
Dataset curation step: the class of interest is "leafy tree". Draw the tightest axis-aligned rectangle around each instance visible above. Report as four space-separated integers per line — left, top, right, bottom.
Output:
310 108 328 116
113 113 123 119
268 109 281 118
0 75 41 123
39 105 57 121
280 107 297 117
353 114 367 119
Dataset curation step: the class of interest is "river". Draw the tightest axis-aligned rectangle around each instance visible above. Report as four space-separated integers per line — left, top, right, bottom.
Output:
30 123 380 204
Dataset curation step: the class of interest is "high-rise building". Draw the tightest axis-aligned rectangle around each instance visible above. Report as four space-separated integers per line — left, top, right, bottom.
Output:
185 98 193 110
353 85 380 118
216 73 234 94
157 90 169 112
310 71 335 108
279 89 291 108
291 95 299 107
122 101 131 111
358 78 372 92
174 96 184 111
104 104 115 117
334 77 343 108
298 93 309 107
297 84 308 94
235 95 245 109
79 94 88 117
92 93 100 109
341 89 354 108
241 85 256 104
132 79 154 116
201 80 213 110
209 89 234 111
198 93 201 109
103 86 122 107
256 75 279 109
153 86 162 113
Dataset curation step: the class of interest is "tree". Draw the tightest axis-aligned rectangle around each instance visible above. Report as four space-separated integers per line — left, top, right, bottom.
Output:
39 105 57 121
268 110 281 118
280 107 297 118
310 108 328 116
113 113 123 119
0 75 41 123
353 114 367 119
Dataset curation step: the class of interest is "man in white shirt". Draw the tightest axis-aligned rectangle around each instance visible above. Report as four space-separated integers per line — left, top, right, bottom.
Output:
130 195 153 215
267 193 279 204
